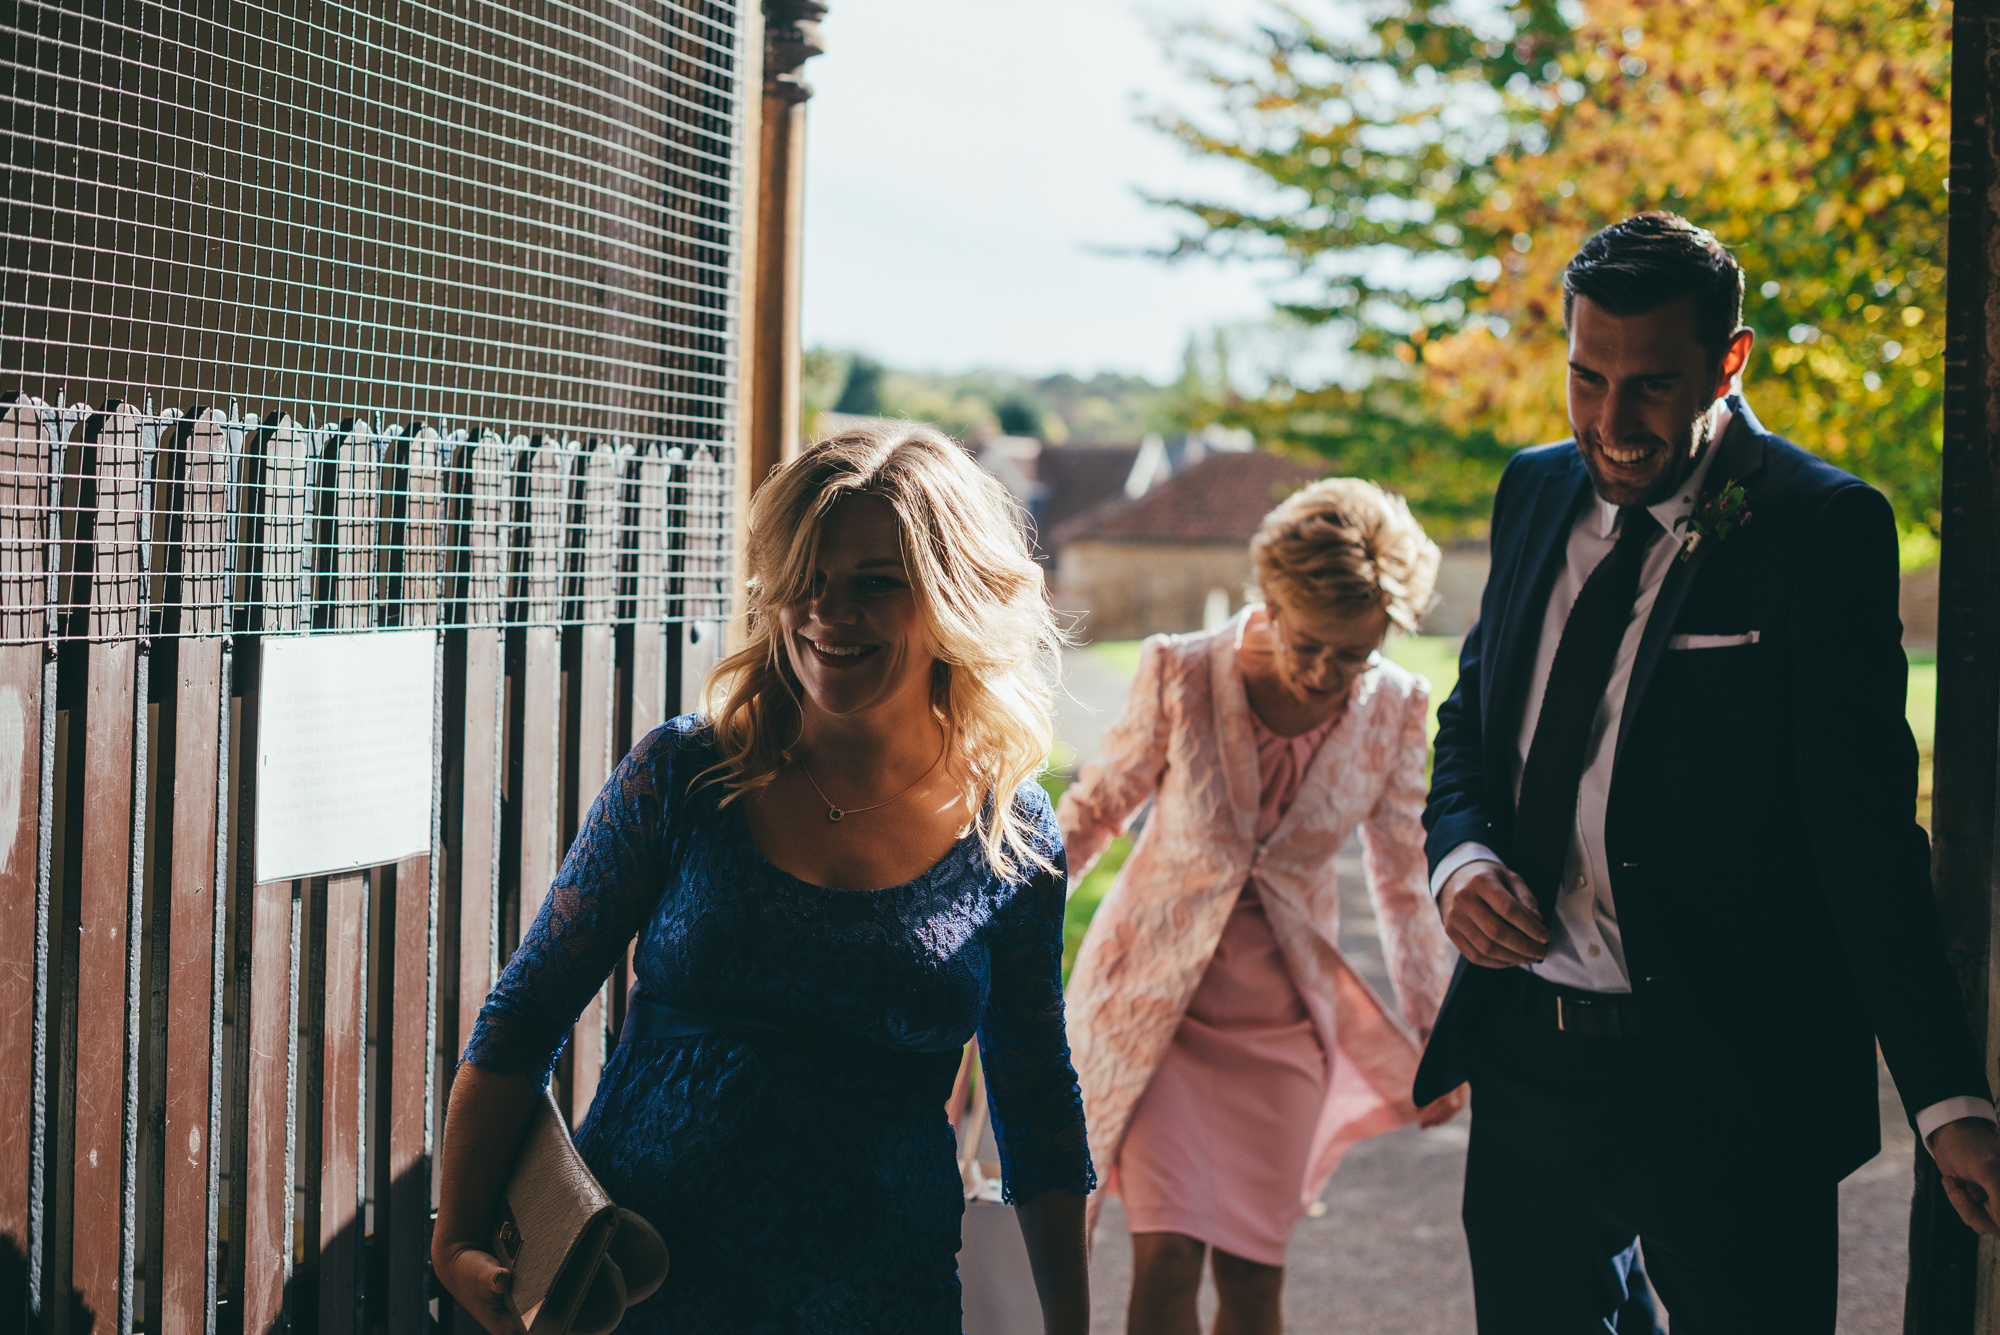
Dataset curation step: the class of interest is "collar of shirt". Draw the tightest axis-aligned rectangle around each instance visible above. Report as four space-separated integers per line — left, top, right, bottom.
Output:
1588 402 1733 544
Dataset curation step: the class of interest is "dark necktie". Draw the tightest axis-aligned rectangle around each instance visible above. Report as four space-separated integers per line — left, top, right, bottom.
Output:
1511 506 1663 918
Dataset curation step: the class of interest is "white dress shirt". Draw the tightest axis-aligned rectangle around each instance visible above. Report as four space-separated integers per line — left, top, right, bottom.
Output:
1431 410 1996 1147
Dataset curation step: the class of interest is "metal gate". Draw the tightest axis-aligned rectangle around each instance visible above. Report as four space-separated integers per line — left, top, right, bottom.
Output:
1 3 754 1332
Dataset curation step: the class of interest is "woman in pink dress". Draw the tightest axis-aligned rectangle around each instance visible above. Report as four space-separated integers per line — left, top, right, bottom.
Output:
1058 478 1466 1333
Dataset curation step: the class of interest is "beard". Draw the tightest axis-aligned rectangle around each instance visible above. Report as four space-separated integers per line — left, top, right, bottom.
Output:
1580 402 1719 508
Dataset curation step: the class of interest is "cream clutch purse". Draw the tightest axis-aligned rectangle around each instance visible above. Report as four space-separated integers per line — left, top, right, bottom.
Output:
491 1088 670 1335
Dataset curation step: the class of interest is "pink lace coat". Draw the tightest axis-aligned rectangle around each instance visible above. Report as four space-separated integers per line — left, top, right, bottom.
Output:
1058 612 1456 1219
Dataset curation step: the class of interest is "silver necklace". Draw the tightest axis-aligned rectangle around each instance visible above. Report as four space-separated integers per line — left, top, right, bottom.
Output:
798 735 947 823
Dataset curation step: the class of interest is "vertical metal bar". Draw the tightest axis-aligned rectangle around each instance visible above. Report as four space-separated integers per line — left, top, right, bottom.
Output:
437 434 506 1172
145 408 232 1335
224 422 301 1335
559 444 617 1125
623 447 669 744
1910 1 2000 1325
504 438 564 961
64 401 148 1335
301 870 365 1335
401 427 445 631
378 854 430 1335
330 419 378 633
0 395 56 1332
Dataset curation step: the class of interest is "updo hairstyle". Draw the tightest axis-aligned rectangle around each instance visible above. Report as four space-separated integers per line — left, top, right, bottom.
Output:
1248 477 1440 634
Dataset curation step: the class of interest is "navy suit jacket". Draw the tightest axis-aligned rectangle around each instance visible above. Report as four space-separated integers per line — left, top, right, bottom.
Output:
1415 397 1987 1177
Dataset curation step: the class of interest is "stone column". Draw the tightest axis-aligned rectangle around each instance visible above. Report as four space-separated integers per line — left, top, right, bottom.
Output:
748 0 826 489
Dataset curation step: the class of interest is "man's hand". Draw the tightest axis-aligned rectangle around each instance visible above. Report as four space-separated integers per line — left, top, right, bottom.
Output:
1439 860 1549 968
1931 1118 2000 1237
432 1240 527 1335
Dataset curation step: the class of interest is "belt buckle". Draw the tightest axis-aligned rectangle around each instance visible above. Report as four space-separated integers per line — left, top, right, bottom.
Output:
1556 994 1597 1035
1554 993 1625 1037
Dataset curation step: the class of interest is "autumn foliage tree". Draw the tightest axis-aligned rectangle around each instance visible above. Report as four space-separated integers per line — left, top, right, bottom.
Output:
1154 0 1948 538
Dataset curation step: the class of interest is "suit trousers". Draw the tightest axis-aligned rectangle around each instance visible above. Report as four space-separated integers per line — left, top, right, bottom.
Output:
1459 969 1837 1334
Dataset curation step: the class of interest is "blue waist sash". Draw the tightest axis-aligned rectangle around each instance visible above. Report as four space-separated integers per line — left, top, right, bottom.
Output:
618 988 786 1044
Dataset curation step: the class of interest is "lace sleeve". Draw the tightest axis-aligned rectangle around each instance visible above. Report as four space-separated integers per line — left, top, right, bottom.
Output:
1055 636 1171 883
1358 683 1455 1036
461 721 694 1081
977 793 1097 1204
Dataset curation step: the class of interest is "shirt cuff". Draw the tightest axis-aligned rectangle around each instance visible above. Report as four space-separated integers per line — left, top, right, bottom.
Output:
1917 1096 1998 1155
1430 842 1504 900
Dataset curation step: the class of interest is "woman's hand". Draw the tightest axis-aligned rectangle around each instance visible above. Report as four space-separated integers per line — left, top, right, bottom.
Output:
1416 1083 1467 1129
432 1239 526 1335
432 1065 543 1335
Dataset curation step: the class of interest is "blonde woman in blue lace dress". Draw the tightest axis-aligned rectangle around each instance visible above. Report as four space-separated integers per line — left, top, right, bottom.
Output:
431 423 1094 1334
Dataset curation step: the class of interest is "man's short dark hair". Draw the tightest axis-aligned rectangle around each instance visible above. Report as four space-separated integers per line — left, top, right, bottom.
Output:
1562 213 1745 365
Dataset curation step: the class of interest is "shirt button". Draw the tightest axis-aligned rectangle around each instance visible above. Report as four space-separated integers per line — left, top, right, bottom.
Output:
1588 945 1602 958
1575 876 1588 891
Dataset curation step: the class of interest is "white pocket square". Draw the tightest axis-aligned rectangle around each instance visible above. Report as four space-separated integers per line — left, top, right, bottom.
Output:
1667 631 1761 650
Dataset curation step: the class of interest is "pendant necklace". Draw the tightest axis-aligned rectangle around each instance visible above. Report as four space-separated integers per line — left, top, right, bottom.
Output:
799 733 947 823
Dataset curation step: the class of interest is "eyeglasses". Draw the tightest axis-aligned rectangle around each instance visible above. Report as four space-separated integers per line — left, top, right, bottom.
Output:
1270 609 1379 673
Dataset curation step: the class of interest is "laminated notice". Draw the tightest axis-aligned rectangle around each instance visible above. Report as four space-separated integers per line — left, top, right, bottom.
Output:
256 629 437 882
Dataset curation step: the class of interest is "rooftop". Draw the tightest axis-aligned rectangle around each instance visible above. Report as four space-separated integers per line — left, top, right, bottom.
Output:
1052 449 1324 548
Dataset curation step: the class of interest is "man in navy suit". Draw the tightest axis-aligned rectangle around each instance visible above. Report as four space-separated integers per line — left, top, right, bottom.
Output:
1418 213 2000 1330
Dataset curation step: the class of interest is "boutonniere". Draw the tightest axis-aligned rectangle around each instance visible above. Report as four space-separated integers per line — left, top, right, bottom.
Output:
1672 479 1752 562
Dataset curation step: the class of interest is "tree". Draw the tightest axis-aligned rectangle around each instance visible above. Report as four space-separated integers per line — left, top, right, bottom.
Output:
994 394 1043 437
1152 0 1948 536
834 354 887 416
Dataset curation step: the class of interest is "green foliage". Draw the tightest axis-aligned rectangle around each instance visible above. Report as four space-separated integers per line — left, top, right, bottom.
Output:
1062 834 1130 982
833 354 887 416
802 352 1183 444
995 394 1041 437
1149 0 1573 355
1149 0 1950 535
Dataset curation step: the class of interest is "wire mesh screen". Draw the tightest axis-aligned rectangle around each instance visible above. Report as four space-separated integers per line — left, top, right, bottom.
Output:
1 0 744 636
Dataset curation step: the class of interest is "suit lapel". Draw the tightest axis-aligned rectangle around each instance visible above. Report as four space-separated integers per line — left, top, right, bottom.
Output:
1484 453 1596 763
1609 397 1770 778
1210 612 1263 841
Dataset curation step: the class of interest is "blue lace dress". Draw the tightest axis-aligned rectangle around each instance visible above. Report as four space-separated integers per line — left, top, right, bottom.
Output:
463 716 1095 1333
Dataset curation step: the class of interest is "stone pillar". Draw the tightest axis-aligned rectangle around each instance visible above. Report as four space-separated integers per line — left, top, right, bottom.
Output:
748 0 825 489
1907 1 2000 1327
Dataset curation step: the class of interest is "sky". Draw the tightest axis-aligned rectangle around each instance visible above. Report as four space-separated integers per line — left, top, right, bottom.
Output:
797 0 1287 384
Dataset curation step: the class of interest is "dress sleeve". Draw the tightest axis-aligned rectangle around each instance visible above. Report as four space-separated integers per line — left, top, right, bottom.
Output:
1055 636 1171 882
1358 682 1456 1037
461 723 688 1082
976 797 1097 1204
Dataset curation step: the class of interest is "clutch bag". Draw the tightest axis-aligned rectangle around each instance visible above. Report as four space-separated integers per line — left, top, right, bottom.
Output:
490 1087 670 1335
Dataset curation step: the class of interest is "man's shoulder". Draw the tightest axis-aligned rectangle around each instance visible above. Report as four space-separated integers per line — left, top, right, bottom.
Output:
1503 439 1584 482
1734 414 1881 532
1488 440 1585 543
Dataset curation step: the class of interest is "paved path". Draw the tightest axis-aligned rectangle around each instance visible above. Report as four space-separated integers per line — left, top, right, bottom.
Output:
1048 645 1919 1333
1051 645 1138 773
1079 839 1915 1331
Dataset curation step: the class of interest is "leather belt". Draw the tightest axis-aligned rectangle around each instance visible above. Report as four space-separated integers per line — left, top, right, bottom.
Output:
1520 970 1643 1037
618 988 785 1044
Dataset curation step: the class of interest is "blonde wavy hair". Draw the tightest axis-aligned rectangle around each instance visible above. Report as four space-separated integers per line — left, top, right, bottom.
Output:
1248 477 1440 633
702 422 1065 878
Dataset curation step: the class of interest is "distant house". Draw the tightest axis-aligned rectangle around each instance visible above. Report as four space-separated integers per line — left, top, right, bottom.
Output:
1029 442 1139 561
1050 450 1325 641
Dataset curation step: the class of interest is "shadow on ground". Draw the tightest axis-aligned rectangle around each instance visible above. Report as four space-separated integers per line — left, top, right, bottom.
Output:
1080 834 1916 1334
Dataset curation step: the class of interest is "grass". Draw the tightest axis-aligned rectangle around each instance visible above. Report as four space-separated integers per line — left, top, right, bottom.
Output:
1035 769 1129 981
1085 639 1147 678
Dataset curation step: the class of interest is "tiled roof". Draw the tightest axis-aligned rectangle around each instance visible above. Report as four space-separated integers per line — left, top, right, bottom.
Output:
1051 450 1324 548
1032 443 1142 556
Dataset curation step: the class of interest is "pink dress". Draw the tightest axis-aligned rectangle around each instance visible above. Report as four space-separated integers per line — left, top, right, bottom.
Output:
1116 709 1341 1265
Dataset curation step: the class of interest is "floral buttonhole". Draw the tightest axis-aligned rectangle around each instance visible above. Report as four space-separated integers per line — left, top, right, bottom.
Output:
1673 479 1751 563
